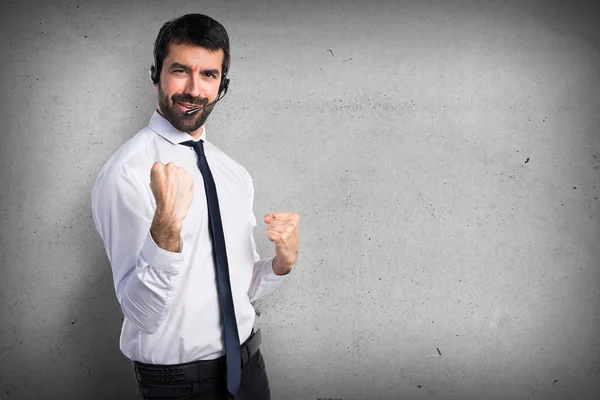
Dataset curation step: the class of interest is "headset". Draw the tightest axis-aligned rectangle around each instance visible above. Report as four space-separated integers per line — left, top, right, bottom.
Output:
149 17 230 115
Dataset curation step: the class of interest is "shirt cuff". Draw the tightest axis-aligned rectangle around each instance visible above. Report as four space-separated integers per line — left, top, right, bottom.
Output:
140 231 184 274
262 257 290 282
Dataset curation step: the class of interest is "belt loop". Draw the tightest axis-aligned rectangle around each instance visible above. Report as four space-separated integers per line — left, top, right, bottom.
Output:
241 342 249 366
196 361 202 382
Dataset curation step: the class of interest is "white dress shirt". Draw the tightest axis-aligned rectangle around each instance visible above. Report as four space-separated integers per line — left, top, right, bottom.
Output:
91 111 287 364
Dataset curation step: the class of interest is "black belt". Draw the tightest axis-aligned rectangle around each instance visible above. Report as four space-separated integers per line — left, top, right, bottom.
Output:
133 329 262 385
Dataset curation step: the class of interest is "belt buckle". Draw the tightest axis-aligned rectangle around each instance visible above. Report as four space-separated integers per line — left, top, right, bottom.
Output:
134 362 187 384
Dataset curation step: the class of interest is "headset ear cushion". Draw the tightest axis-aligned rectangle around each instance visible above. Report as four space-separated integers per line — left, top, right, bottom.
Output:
220 78 230 95
150 65 158 83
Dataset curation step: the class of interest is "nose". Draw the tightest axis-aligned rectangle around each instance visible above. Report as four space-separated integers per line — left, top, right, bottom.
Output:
183 73 203 99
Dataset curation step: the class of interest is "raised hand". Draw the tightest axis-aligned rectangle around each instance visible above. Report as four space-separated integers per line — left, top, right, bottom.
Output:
149 162 195 252
264 211 300 275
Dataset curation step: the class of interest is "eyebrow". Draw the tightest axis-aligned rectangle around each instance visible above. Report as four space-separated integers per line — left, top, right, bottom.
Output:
168 62 220 77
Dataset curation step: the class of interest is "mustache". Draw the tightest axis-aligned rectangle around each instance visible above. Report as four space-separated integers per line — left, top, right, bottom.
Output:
171 94 209 106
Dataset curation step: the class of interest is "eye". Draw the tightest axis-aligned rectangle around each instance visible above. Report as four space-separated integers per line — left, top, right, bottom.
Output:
204 72 217 79
173 69 186 74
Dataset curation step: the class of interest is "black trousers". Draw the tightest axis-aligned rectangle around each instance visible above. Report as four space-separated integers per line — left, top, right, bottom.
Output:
136 349 270 400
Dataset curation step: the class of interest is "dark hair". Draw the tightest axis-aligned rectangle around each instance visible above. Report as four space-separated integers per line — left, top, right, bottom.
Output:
150 14 230 84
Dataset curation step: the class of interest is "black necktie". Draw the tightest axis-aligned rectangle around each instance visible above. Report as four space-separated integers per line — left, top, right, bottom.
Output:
180 139 242 396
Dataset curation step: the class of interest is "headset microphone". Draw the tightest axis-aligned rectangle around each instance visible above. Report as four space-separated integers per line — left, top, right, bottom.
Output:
185 98 217 115
184 77 230 115
186 107 202 115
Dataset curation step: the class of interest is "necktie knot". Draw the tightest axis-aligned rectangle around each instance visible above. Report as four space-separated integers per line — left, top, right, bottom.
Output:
180 139 205 156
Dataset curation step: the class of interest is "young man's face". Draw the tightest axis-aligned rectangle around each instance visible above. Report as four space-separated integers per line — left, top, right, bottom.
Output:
155 42 224 137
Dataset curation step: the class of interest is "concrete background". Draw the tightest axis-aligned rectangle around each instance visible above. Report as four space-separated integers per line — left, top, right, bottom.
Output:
0 0 599 399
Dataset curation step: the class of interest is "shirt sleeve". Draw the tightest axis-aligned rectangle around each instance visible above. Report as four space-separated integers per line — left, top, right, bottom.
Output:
91 162 184 334
244 173 288 302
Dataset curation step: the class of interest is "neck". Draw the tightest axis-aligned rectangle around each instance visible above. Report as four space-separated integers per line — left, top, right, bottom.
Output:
187 127 204 140
156 108 204 140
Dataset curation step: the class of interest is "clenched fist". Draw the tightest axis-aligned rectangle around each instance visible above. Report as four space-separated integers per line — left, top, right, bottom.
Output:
264 211 299 275
149 162 195 252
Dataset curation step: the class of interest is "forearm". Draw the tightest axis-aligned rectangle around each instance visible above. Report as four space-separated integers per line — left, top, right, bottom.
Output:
116 231 183 334
272 255 294 276
122 203 185 332
150 209 183 253
93 162 187 334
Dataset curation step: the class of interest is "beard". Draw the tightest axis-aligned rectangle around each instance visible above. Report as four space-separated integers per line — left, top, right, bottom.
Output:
157 83 216 133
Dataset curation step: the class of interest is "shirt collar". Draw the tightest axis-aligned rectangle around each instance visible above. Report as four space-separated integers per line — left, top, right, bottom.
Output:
148 110 207 144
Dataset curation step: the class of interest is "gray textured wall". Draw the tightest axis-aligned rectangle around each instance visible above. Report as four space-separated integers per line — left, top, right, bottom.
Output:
1 0 599 399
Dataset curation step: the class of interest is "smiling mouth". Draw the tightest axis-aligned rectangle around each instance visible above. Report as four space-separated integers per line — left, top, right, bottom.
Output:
176 101 199 109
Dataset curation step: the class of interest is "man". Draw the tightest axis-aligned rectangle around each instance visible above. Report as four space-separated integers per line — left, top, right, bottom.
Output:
91 13 299 400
